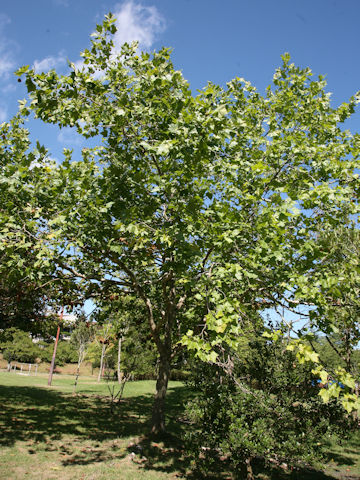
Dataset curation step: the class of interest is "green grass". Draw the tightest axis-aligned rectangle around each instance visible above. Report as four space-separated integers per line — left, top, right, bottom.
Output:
0 372 190 480
0 371 359 479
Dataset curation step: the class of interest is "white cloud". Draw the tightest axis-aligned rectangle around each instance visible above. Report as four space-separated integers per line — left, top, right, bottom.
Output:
0 58 15 77
72 2 165 75
57 127 84 146
0 14 16 79
33 52 67 73
112 1 166 51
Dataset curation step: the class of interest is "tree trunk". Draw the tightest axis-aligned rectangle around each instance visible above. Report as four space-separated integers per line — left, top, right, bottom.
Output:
151 353 171 434
73 348 84 393
245 456 254 480
117 336 122 384
142 288 175 434
97 343 106 383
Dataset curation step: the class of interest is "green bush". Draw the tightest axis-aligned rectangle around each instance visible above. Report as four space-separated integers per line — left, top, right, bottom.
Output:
27 338 79 366
170 368 190 381
0 327 40 364
56 341 78 364
185 334 354 478
37 341 53 363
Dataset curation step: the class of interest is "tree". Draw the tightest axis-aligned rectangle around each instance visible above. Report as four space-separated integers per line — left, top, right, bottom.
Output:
71 320 94 391
93 322 113 382
38 339 78 365
313 335 360 378
17 15 360 431
0 327 40 368
315 227 360 371
93 295 157 381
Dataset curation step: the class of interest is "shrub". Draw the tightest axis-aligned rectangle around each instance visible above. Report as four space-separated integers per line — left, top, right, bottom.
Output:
185 335 354 479
0 327 40 364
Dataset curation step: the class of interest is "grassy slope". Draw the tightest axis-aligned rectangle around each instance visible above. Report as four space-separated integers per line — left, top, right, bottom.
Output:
0 371 359 479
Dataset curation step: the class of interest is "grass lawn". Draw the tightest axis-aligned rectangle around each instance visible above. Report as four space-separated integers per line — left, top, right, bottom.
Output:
0 371 359 479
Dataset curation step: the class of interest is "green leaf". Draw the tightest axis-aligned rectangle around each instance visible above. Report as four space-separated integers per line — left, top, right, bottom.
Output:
25 77 36 92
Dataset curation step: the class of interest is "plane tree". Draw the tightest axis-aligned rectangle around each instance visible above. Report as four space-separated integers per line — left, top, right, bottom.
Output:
16 15 360 431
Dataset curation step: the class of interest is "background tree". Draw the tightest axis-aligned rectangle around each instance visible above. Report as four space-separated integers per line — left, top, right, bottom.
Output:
0 327 40 369
93 322 113 382
17 16 360 431
312 335 360 378
37 337 78 365
93 296 157 381
71 319 94 391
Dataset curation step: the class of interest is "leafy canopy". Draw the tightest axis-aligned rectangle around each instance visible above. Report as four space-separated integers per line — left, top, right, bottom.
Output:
13 14 360 413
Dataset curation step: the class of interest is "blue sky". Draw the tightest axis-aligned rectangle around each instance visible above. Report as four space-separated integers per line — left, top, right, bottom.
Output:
1 0 360 129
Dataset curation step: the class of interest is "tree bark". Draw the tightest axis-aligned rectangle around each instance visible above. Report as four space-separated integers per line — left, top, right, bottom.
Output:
151 352 171 434
150 301 174 434
140 282 176 434
73 347 85 393
245 456 254 480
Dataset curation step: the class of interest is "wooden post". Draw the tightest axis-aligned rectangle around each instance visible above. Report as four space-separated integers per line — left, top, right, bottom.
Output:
48 307 64 386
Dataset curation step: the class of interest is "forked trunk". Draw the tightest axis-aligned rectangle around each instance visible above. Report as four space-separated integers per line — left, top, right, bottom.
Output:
151 353 171 434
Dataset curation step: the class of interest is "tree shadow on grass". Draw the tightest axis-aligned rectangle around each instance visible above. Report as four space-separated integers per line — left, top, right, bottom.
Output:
0 381 194 475
0 382 159 446
322 436 360 468
251 458 352 480
0 383 355 479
